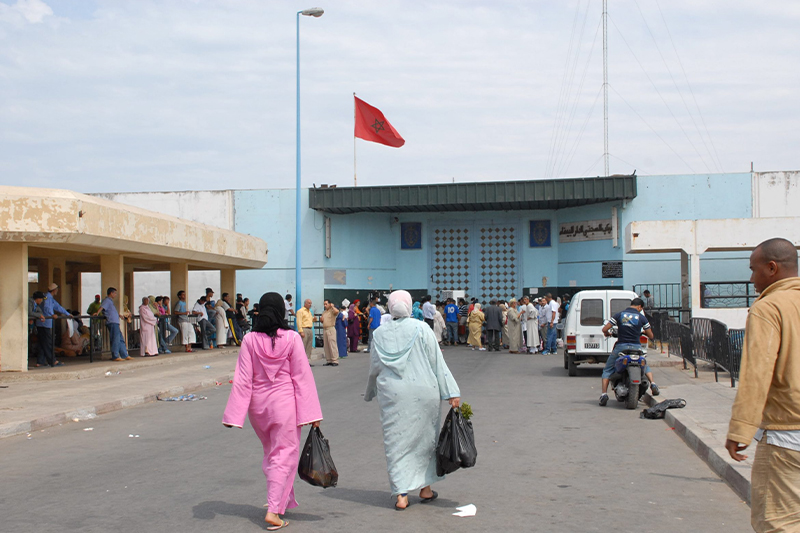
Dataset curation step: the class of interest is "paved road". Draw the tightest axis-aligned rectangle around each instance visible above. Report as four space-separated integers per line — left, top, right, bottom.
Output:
0 347 750 532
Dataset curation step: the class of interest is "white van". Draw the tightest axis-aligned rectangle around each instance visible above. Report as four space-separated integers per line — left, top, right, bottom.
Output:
562 289 648 376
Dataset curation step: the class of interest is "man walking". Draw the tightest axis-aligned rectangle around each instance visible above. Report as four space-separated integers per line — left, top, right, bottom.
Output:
422 295 436 330
444 298 459 346
321 299 340 367
725 237 800 532
296 299 314 364
367 297 381 353
97 287 131 361
484 300 503 352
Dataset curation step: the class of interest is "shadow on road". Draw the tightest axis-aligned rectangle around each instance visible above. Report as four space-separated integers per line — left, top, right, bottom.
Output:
317 487 457 510
192 500 323 528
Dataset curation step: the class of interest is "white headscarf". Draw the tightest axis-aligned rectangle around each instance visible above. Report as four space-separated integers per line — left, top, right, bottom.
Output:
387 290 412 319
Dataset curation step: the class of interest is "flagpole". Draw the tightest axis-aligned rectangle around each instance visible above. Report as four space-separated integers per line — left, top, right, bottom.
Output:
353 92 357 187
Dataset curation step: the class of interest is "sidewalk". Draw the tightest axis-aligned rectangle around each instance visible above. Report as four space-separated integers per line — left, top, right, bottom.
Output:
643 360 752 504
0 345 330 440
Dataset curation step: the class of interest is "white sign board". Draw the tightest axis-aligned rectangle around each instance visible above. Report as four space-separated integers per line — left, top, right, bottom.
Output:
559 219 613 243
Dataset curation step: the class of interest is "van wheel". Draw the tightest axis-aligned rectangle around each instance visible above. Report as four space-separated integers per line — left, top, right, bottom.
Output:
563 352 569 370
568 353 577 376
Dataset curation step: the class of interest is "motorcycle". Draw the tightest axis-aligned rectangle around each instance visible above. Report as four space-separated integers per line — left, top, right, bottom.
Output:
607 327 649 410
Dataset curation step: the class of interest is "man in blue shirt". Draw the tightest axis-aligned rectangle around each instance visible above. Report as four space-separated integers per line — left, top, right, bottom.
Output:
97 287 131 361
444 298 459 346
598 298 657 406
38 283 69 367
367 298 382 353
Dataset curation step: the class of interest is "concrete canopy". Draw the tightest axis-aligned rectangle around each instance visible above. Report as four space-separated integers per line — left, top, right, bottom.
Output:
0 186 267 269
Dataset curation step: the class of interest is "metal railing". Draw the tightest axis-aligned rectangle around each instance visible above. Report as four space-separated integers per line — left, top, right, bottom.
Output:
632 283 687 320
700 281 758 308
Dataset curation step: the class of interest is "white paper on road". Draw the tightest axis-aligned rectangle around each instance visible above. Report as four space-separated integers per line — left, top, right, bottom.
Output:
453 504 477 517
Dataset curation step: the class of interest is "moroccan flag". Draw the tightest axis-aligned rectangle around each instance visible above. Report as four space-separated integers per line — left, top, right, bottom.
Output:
354 96 405 148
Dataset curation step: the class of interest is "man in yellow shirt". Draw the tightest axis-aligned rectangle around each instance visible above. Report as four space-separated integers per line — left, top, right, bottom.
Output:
726 237 800 532
296 299 314 363
321 299 340 366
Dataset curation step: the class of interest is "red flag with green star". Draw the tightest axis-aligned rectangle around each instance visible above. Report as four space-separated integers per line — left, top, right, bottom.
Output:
354 96 405 148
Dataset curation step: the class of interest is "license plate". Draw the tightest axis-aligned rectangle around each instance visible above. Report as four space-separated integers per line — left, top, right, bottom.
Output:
585 343 599 349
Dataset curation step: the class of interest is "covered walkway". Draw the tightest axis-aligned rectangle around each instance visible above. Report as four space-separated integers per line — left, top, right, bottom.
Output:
0 186 267 372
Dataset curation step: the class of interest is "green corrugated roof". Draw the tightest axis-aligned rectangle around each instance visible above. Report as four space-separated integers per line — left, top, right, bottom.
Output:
309 176 637 214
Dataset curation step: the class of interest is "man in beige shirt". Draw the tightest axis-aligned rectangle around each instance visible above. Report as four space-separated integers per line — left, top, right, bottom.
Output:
296 299 314 364
726 237 800 532
321 299 340 366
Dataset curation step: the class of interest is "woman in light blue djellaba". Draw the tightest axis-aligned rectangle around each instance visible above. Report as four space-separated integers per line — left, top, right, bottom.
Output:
365 290 461 511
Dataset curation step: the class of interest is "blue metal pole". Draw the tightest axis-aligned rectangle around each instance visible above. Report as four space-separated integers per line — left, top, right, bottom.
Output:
295 11 302 325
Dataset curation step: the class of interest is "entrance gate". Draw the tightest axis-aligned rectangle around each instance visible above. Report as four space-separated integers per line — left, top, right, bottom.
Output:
430 222 521 302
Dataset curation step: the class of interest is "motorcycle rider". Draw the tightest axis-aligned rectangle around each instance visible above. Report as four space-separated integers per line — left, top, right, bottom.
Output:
598 297 659 406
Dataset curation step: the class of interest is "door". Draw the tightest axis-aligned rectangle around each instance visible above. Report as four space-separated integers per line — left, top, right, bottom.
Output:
577 296 607 355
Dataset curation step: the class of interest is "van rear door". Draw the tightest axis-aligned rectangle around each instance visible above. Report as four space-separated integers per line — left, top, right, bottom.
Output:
578 296 606 355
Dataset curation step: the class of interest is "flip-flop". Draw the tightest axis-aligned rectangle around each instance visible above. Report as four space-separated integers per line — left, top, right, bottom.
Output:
420 490 438 503
266 519 289 531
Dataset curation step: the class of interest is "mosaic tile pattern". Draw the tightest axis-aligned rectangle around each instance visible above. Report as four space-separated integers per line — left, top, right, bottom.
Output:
432 227 470 296
479 226 517 302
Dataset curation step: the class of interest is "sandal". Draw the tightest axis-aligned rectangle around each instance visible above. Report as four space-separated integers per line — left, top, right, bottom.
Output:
420 490 438 503
266 519 289 531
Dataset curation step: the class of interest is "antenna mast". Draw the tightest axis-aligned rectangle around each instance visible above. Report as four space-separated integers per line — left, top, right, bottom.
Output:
602 0 609 177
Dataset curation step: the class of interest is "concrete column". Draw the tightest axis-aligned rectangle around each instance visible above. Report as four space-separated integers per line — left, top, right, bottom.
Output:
124 269 135 314
170 262 189 308
51 257 67 309
690 253 702 323
0 243 29 372
680 250 690 317
100 254 125 316
37 258 51 293
220 269 236 300
67 267 82 312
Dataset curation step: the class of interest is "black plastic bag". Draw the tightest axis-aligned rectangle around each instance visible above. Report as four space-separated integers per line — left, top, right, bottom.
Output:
298 427 338 488
640 398 686 419
436 407 478 477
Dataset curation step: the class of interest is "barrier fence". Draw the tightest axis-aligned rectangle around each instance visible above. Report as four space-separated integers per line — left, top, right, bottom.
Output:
647 310 742 387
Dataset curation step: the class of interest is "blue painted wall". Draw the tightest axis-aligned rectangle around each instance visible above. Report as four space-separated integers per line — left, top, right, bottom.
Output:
231 172 755 306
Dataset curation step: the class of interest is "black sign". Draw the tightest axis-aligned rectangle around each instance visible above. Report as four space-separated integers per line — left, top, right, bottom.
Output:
602 261 623 279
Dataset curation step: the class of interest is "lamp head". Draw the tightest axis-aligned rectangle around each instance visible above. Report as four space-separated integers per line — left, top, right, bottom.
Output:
300 7 324 17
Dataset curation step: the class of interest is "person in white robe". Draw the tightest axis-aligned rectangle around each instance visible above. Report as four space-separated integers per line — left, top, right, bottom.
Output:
365 290 462 511
524 297 539 353
433 306 446 344
215 298 230 347
138 297 159 356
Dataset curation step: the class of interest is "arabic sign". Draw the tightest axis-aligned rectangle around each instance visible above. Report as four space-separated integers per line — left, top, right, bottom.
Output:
558 219 613 243
602 261 623 279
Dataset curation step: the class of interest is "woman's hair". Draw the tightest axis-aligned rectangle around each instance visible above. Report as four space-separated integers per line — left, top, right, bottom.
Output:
252 292 290 347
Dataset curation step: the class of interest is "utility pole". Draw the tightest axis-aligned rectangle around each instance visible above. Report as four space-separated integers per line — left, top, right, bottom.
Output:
602 0 609 177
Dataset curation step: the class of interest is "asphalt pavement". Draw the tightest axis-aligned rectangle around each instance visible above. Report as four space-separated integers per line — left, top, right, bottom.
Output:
0 346 751 533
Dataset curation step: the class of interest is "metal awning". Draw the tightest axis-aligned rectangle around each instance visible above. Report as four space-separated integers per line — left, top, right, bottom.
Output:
309 176 637 214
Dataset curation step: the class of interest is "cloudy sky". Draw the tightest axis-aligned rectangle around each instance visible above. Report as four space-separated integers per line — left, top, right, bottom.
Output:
0 0 798 193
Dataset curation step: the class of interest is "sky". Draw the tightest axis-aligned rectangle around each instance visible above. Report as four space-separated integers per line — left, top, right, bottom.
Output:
0 0 798 193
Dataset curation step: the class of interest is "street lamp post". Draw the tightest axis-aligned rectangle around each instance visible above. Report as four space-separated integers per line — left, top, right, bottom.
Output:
295 7 323 320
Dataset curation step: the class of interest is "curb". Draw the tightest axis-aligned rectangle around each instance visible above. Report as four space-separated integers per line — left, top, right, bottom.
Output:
0 372 234 440
644 392 751 504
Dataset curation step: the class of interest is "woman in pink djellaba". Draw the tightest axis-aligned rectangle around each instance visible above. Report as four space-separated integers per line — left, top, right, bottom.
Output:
223 292 323 531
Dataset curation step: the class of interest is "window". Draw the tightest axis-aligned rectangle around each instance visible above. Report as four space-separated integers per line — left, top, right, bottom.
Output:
580 299 604 326
610 298 632 317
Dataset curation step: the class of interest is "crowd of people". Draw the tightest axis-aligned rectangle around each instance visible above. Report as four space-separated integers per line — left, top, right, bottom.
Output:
27 286 267 366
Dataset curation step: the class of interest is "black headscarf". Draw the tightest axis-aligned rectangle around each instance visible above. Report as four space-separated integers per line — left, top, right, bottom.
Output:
252 292 290 343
